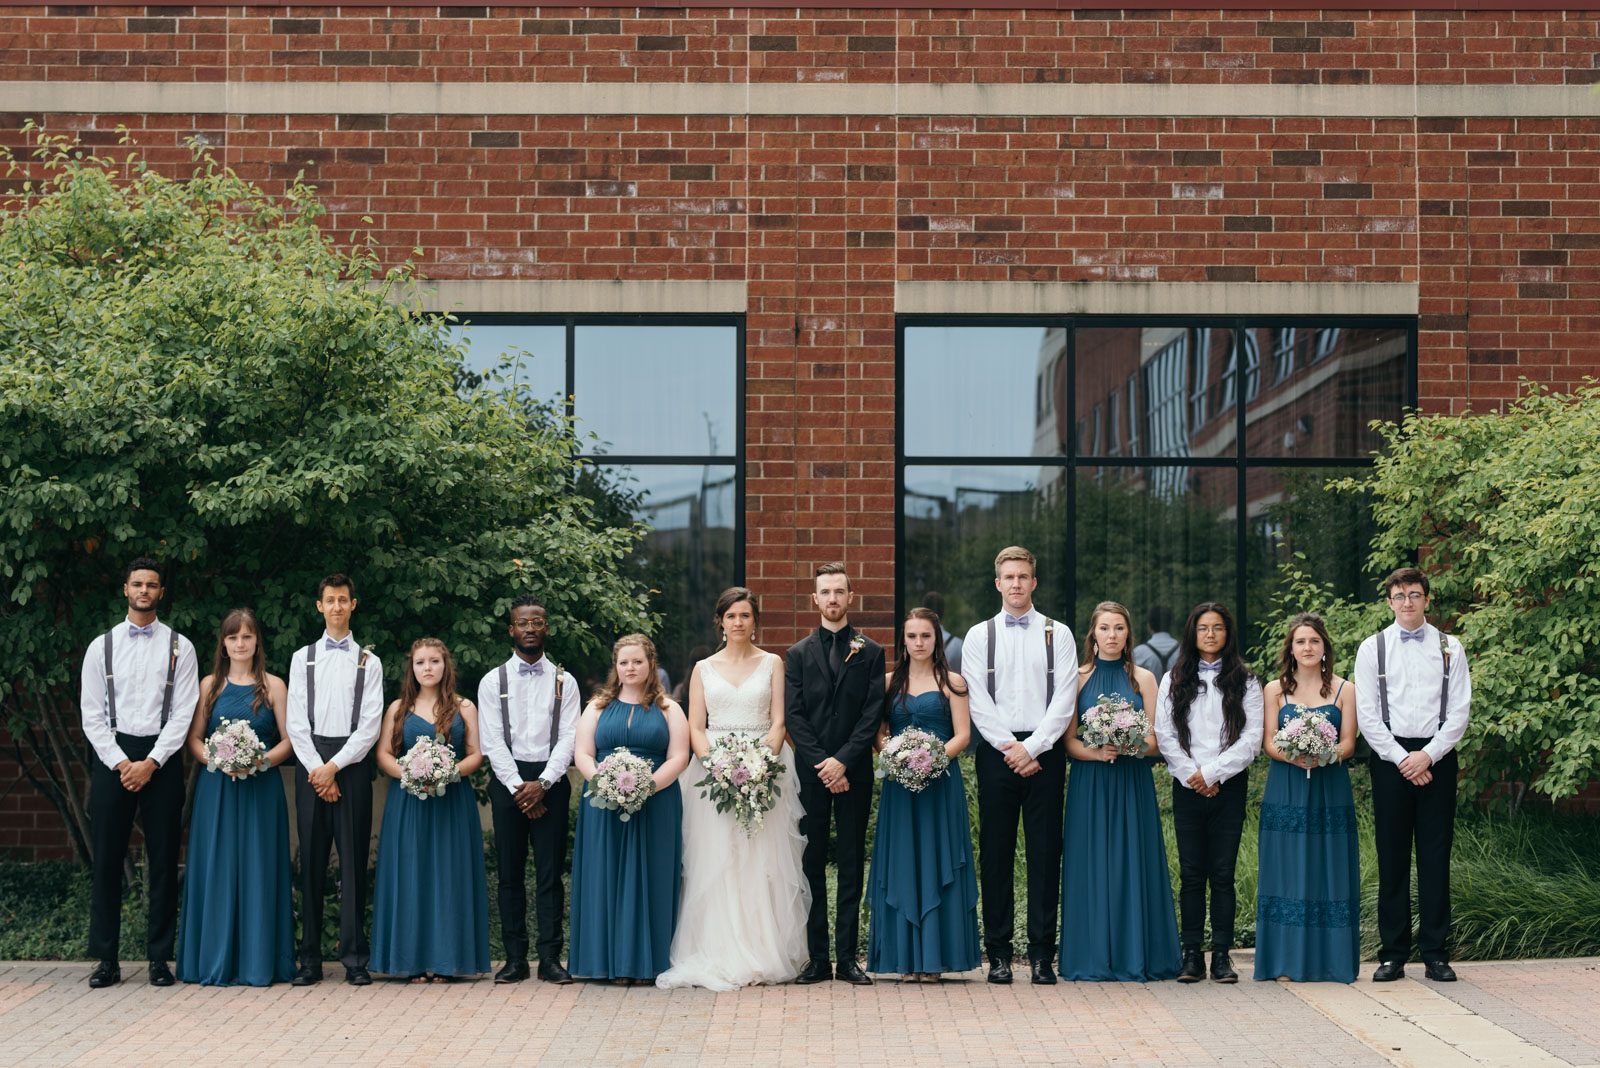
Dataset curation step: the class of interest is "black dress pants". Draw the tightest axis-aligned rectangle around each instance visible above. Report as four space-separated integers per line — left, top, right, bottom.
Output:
295 734 373 970
798 765 872 963
488 760 572 965
975 734 1067 963
1372 739 1458 964
1171 772 1248 951
87 733 184 963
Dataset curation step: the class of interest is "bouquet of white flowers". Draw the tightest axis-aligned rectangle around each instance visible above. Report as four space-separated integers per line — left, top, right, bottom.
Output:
696 734 785 835
203 719 269 777
1076 692 1151 756
876 727 951 793
589 747 657 821
1274 706 1339 779
398 735 461 800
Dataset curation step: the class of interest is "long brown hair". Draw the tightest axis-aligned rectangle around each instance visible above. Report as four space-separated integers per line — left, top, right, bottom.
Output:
888 607 967 715
202 608 271 718
1168 602 1254 756
591 633 667 710
1277 612 1335 700
1080 600 1138 679
391 637 463 754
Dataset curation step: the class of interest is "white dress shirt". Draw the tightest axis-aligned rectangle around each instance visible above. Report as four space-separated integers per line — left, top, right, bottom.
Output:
79 618 199 770
961 606 1080 759
1355 622 1471 766
1153 665 1264 789
476 654 580 791
286 632 385 771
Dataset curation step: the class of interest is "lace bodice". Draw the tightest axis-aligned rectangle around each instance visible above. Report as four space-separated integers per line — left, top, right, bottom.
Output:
699 656 775 733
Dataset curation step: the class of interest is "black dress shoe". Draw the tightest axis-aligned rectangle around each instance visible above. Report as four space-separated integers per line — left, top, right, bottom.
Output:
1424 961 1457 982
537 960 573 984
795 959 832 984
1372 960 1406 982
836 960 873 985
1030 959 1057 985
1210 950 1238 984
987 958 1013 984
291 963 322 986
88 961 120 988
1176 949 1205 983
148 960 175 987
495 960 530 984
345 966 372 986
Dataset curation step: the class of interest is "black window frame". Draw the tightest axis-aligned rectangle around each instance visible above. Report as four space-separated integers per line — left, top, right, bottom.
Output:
894 313 1418 638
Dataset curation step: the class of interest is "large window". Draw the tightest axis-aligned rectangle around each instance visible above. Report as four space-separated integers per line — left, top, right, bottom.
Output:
898 318 1415 652
453 315 743 690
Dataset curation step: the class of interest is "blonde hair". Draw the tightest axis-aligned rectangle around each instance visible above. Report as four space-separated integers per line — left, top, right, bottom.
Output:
1081 601 1138 679
993 545 1037 578
592 633 667 710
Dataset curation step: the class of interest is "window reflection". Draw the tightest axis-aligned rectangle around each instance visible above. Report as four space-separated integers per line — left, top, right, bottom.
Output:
1244 325 1408 459
574 326 737 456
449 323 565 403
904 326 1061 457
1074 466 1237 642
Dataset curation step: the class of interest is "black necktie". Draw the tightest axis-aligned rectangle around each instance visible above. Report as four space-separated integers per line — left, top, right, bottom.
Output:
828 630 843 676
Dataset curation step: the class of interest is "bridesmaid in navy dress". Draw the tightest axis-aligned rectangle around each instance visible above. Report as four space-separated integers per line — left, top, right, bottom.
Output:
1255 613 1361 983
370 638 490 981
568 633 690 984
177 608 296 986
1058 601 1180 982
867 607 980 981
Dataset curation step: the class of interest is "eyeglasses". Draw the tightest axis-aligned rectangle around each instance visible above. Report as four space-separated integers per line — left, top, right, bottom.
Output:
1387 591 1427 604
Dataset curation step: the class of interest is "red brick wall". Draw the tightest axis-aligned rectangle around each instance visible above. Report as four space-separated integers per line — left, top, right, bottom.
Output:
3 6 1599 855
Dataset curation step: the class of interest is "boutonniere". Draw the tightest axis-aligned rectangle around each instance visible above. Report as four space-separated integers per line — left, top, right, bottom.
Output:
844 634 866 664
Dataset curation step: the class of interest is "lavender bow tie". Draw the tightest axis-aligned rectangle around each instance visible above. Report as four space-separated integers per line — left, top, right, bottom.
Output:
1198 660 1221 674
324 636 351 652
518 660 544 677
1004 615 1029 628
1399 629 1426 643
128 622 155 638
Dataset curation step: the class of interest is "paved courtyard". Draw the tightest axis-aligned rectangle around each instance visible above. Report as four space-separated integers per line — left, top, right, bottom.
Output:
1 953 1596 1067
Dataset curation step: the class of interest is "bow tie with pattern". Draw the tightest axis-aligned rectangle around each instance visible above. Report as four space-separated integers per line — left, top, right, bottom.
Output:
1004 614 1029 629
128 622 156 638
1399 629 1426 643
324 636 351 652
518 659 545 677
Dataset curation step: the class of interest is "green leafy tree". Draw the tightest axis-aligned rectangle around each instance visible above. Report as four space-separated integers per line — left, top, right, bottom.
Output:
0 132 653 864
1254 383 1600 809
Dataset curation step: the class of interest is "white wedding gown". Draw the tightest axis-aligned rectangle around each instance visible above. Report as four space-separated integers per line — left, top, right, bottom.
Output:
656 654 811 989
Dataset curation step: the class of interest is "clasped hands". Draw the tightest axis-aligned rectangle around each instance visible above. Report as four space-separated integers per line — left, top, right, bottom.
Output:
1185 769 1221 798
814 757 850 793
1002 741 1042 778
513 780 549 820
1398 750 1434 786
115 758 157 792
308 762 343 803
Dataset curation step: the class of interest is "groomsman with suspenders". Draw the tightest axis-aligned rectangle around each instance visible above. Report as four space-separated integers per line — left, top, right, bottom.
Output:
80 557 199 988
1355 566 1471 983
477 595 580 985
286 573 384 986
961 546 1079 985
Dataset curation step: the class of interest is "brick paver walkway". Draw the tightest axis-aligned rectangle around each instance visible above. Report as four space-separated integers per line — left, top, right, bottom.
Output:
1 954 1595 1067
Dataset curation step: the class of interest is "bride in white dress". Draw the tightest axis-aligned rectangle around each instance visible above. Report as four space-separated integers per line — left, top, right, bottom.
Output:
657 587 810 990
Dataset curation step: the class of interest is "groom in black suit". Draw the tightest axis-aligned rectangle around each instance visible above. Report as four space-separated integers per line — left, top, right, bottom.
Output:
785 562 886 985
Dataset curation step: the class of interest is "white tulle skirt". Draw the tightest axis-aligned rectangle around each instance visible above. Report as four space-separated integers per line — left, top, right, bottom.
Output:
656 741 811 990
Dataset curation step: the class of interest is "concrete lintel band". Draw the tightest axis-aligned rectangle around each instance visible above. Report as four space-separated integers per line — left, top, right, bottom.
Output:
895 280 1421 317
406 278 751 314
9 80 1597 119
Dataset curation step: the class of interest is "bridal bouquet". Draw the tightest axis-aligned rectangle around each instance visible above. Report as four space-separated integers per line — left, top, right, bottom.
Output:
399 735 461 800
877 727 950 793
1077 692 1151 756
589 747 657 821
203 719 269 777
1274 706 1339 779
696 734 784 836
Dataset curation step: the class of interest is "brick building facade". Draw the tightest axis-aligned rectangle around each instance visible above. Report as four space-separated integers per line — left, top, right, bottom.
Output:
4 5 1600 855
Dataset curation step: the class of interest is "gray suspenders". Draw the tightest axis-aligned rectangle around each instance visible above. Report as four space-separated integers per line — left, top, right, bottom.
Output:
986 615 1056 704
1374 630 1452 731
305 642 371 734
497 661 566 756
102 627 180 732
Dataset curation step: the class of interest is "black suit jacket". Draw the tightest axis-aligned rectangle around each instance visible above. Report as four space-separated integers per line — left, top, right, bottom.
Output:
784 627 887 785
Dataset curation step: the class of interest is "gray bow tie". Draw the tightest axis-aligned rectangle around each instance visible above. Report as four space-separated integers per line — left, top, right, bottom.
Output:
1004 615 1029 629
128 622 155 638
324 636 351 652
1399 629 1426 643
518 660 544 677
1198 660 1221 674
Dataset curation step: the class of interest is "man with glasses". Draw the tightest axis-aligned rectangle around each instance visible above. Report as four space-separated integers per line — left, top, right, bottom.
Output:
1354 567 1472 983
